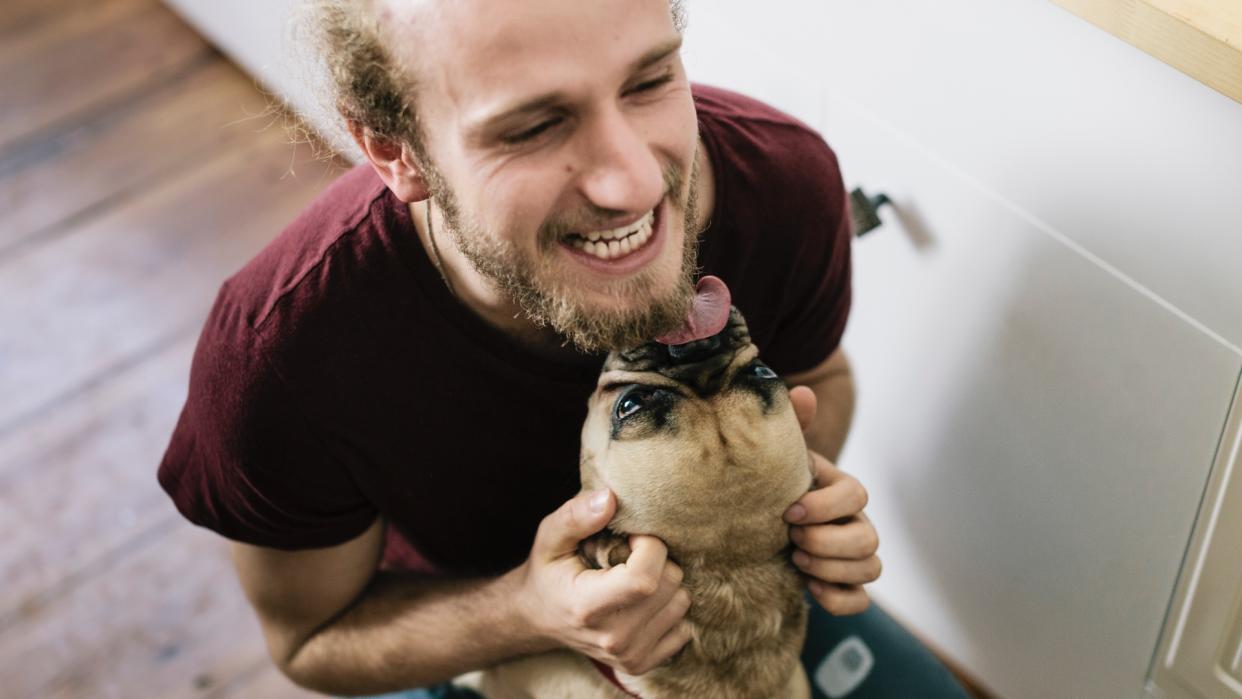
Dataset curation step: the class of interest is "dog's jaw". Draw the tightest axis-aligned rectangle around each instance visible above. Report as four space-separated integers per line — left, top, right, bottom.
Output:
571 306 813 698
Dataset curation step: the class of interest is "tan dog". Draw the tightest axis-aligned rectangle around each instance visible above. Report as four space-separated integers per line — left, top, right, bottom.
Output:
464 307 814 699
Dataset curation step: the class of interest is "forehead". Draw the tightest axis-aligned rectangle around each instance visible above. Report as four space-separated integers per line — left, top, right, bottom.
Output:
383 0 680 121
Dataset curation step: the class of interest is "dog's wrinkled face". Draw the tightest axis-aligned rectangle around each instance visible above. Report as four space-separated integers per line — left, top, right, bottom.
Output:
580 308 813 559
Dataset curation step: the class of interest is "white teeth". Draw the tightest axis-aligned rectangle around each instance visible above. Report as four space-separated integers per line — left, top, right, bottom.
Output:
566 209 655 260
590 210 654 241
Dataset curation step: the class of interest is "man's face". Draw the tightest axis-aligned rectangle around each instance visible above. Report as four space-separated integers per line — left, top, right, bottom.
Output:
388 0 703 352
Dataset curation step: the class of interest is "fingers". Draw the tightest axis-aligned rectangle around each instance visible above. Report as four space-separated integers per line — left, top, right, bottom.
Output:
641 573 690 628
532 489 615 563
790 516 879 559
784 457 866 524
623 535 670 584
610 591 693 675
792 548 882 585
806 581 871 616
592 536 680 612
587 560 693 675
787 385 817 432
626 621 694 675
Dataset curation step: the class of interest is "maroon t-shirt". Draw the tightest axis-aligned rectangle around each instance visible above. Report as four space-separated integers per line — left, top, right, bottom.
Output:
157 85 852 576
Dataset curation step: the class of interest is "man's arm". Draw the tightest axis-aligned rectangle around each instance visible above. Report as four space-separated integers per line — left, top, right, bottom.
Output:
783 347 856 462
231 490 692 695
231 518 537 695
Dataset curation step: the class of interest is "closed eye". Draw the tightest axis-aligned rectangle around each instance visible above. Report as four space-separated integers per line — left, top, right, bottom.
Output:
625 72 674 96
501 116 564 145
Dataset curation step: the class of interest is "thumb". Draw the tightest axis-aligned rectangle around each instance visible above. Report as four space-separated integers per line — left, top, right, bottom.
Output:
531 489 615 563
789 385 818 432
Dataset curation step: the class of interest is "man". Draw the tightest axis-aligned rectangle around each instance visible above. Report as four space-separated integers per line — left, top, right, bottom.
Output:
159 0 969 696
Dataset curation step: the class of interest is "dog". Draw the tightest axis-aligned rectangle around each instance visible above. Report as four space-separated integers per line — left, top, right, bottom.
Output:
461 301 814 698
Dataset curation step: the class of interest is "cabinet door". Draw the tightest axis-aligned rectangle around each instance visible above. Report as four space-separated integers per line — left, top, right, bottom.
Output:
831 92 1241 698
1151 381 1242 699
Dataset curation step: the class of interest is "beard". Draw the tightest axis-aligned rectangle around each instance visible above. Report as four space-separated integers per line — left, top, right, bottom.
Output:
426 151 705 354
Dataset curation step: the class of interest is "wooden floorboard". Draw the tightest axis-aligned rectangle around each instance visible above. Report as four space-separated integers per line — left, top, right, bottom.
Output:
0 51 255 257
0 0 208 151
0 0 347 696
207 662 321 699
0 0 96 37
0 124 342 435
0 524 271 699
0 336 194 630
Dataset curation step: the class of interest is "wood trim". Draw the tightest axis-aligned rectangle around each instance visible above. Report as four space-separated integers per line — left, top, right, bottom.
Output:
1050 0 1242 104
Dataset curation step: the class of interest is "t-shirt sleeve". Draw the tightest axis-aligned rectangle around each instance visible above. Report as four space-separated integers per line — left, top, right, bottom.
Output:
759 133 853 376
157 285 377 549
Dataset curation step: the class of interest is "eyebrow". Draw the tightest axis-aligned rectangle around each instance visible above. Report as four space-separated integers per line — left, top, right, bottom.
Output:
467 36 685 138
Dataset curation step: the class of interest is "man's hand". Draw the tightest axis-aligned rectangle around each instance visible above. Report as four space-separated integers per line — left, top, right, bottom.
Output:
516 489 693 675
784 386 882 615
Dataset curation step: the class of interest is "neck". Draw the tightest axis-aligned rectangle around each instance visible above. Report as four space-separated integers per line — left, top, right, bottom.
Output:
637 554 807 699
618 513 804 698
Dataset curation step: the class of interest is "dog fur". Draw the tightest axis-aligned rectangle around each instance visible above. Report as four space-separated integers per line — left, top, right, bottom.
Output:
461 309 814 698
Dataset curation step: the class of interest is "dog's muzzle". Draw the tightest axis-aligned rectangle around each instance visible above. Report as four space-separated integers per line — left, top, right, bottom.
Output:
606 307 752 397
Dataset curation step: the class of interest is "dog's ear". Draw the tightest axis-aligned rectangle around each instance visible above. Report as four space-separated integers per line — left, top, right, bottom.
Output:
578 530 632 569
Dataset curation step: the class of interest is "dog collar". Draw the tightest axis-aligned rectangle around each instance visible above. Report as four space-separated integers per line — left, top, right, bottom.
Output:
589 658 643 698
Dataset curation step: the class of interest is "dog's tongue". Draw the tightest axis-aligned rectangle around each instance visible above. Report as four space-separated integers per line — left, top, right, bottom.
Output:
656 275 732 346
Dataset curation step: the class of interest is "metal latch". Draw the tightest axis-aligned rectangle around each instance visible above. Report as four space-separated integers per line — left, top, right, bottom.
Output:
849 187 892 237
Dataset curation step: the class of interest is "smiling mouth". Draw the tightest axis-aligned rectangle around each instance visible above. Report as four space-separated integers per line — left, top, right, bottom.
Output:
562 209 656 261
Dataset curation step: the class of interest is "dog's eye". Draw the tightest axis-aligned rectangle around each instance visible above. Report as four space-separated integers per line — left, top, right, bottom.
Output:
749 362 778 380
615 388 653 420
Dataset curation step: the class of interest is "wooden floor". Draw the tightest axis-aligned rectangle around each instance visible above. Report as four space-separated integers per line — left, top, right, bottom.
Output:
0 1 346 696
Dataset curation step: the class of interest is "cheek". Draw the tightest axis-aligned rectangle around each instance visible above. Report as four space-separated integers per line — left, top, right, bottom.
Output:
477 164 572 240
580 406 612 458
598 441 687 502
640 89 699 163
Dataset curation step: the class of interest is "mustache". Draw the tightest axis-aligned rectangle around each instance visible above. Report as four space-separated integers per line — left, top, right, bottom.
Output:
536 161 687 250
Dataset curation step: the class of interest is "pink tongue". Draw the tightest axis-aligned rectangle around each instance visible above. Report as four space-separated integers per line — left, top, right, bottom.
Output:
656 275 732 346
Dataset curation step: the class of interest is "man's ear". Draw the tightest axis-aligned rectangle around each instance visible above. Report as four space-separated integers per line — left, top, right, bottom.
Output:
348 122 431 202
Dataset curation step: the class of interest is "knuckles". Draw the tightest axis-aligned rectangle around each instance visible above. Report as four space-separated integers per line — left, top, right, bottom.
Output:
599 632 631 658
628 573 662 599
674 589 692 613
569 603 597 630
861 529 880 557
814 586 871 616
844 477 869 513
869 557 883 581
797 520 880 559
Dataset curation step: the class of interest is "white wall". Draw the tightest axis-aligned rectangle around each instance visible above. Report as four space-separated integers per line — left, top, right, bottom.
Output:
162 0 358 158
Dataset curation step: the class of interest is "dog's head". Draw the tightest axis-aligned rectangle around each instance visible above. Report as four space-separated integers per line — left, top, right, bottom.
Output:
579 306 813 561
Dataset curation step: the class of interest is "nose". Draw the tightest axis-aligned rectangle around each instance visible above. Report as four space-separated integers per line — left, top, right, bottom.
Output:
659 334 732 396
666 335 720 364
575 108 664 215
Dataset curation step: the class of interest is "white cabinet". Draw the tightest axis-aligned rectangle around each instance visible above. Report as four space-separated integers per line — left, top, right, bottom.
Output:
832 95 1240 697
1151 383 1242 699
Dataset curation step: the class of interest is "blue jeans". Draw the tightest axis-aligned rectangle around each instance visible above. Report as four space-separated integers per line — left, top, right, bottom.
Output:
350 599 970 699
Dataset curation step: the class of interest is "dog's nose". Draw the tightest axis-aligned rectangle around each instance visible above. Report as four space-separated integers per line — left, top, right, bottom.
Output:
666 335 720 364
